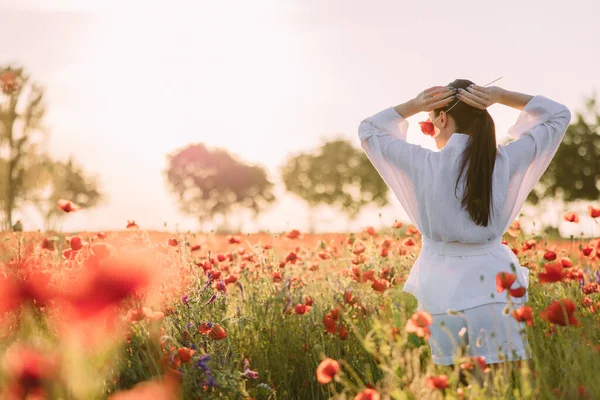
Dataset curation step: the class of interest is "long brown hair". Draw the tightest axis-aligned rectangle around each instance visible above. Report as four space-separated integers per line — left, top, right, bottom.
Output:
433 79 497 227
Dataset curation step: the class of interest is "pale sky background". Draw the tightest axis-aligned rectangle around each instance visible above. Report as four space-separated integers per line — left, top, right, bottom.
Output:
1 0 599 235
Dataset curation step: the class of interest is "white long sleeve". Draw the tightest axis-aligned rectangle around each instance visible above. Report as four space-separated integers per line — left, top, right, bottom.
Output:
499 95 572 231
358 107 431 231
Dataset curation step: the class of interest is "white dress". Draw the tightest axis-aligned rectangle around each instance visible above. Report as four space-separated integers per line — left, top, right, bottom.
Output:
358 95 571 314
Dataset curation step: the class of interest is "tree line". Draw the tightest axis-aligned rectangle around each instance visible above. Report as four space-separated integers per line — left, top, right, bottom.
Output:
1 66 598 233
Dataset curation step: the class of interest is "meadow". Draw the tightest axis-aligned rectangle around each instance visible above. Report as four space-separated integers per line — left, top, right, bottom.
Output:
0 207 599 399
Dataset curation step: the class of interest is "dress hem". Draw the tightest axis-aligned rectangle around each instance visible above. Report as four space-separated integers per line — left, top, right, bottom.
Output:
402 284 527 314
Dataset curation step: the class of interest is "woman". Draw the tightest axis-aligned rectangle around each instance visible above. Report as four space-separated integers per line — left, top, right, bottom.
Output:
358 79 571 366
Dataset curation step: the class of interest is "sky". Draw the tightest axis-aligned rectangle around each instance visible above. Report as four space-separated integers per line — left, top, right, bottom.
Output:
1 0 599 235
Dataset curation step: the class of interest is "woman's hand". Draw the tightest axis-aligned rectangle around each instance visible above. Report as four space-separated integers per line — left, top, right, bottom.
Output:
413 86 456 112
456 85 505 110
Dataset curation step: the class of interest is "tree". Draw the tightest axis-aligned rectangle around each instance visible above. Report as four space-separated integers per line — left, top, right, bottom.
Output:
164 143 276 231
0 65 104 231
0 66 47 230
526 93 600 210
281 137 389 232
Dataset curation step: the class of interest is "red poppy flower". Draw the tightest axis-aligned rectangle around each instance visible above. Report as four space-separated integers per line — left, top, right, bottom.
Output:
543 251 557 261
344 290 354 304
371 279 389 293
405 310 433 339
538 262 565 284
521 239 537 251
540 299 579 326
352 243 366 255
559 257 573 268
41 238 55 251
70 236 83 251
64 254 153 320
227 236 241 244
507 220 521 237
190 244 201 252
295 304 310 315
361 270 376 282
563 212 579 223
323 314 337 334
209 324 227 340
509 287 527 298
57 199 80 213
354 388 380 400
177 347 195 363
496 272 517 293
418 119 436 136
316 358 340 384
589 205 600 219
0 271 55 314
1 343 58 399
285 229 302 239
126 220 139 229
402 237 415 247
407 226 420 235
364 226 378 237
198 323 212 335
582 246 596 258
393 221 403 229
426 375 449 389
512 306 534 326
338 324 349 340
167 238 178 247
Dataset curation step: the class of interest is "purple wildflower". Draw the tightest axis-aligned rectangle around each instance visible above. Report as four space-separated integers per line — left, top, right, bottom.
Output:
207 293 218 305
194 355 217 388
282 297 291 314
242 358 259 380
237 282 244 301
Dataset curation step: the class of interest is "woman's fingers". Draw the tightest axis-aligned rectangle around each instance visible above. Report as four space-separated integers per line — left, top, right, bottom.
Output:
456 89 487 110
466 86 490 101
430 94 456 109
425 86 445 94
432 87 454 98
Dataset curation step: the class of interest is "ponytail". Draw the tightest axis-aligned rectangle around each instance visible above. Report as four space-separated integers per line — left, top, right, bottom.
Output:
454 110 497 226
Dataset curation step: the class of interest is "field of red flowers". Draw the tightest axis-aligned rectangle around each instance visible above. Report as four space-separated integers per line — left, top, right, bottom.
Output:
1 203 600 399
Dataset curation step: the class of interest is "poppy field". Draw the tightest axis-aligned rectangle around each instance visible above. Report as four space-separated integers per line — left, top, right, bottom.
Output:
0 203 600 399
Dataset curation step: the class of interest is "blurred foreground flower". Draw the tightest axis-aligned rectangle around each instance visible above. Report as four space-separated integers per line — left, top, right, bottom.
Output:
563 212 579 223
354 388 380 400
540 299 579 327
0 271 55 315
109 370 181 400
316 358 339 384
426 375 449 390
405 310 432 339
1 343 59 400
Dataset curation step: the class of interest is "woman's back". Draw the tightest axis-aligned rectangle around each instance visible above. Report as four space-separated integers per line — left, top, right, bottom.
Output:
415 135 509 243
